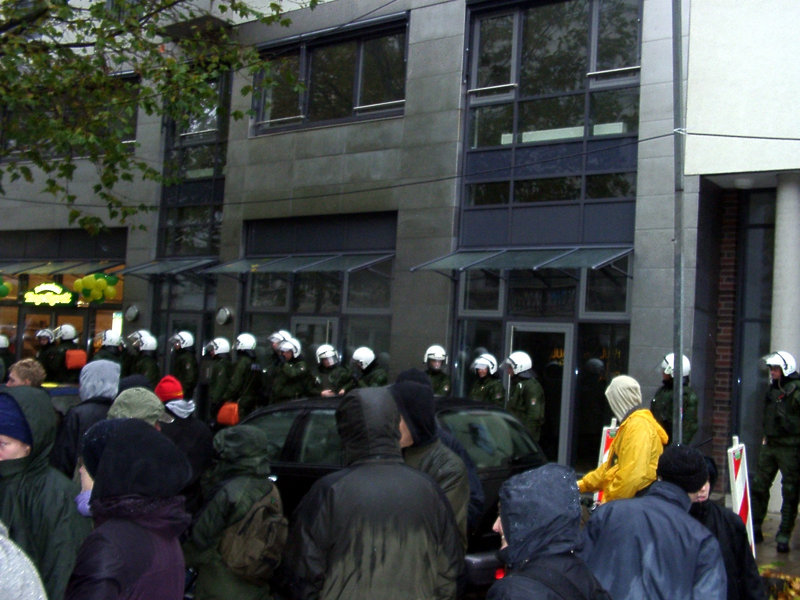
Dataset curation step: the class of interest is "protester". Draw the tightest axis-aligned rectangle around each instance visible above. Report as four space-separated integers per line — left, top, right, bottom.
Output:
578 374 668 501
155 375 214 516
390 374 470 548
0 519 48 600
185 425 283 600
690 456 766 600
488 464 609 600
51 359 121 478
66 418 193 599
6 358 47 387
107 386 175 428
283 387 463 600
581 444 727 600
0 385 92 600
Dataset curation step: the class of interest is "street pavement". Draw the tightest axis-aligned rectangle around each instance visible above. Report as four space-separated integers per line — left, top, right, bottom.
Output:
757 511 800 577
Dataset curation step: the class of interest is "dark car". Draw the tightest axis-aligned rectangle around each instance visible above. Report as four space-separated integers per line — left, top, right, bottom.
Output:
240 396 548 588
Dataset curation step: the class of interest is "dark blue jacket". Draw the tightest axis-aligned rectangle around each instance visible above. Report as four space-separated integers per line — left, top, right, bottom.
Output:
580 480 727 600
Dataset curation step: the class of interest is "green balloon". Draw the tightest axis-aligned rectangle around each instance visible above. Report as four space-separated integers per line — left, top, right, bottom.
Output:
0 284 8 298
82 288 92 298
106 275 119 286
94 272 106 280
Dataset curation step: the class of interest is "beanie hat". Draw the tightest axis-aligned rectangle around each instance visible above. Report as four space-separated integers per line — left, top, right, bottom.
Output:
0 393 33 447
657 444 709 493
396 368 433 389
389 379 437 446
108 387 174 425
605 375 642 421
154 375 184 403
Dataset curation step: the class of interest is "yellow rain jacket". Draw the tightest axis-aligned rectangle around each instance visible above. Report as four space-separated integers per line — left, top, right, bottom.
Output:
578 408 669 502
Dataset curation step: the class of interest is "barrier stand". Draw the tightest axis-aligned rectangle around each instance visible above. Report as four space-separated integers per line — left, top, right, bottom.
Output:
593 418 618 505
728 435 756 557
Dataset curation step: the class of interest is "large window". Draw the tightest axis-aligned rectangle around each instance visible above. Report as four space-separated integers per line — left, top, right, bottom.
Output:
253 23 407 133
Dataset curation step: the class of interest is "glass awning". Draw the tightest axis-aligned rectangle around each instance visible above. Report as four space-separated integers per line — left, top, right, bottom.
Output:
117 258 215 275
0 260 124 275
203 253 394 274
410 246 632 273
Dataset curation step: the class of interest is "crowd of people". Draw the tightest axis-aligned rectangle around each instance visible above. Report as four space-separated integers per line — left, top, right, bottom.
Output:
0 330 791 600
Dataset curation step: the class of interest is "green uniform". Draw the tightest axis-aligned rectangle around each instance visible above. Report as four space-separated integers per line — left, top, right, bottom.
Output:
342 364 388 392
224 353 264 418
752 374 800 544
650 378 699 443
507 375 545 442
91 346 122 364
36 343 60 382
171 348 199 399
468 376 505 404
208 355 232 418
271 358 315 403
311 364 351 396
132 352 161 388
427 369 452 397
54 340 82 384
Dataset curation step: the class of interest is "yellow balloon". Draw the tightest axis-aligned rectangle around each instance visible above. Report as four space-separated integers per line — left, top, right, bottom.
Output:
90 288 103 300
73 279 84 292
82 276 96 290
95 278 108 290
103 286 117 300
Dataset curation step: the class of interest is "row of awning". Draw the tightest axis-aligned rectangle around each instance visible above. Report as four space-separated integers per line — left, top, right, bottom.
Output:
0 246 632 278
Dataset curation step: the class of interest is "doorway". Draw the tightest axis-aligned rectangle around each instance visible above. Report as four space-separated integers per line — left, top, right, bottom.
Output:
291 316 339 360
506 322 574 464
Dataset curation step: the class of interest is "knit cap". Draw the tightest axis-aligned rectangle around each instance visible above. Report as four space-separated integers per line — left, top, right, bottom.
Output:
154 375 184 403
108 387 174 425
0 393 33 446
605 375 642 421
657 444 709 493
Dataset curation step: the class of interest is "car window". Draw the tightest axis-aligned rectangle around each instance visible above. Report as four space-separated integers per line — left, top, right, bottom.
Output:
298 409 342 466
245 409 301 461
439 409 540 469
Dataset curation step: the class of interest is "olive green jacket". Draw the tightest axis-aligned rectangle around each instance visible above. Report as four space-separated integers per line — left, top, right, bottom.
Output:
507 375 545 442
650 380 699 444
271 358 315 402
469 376 505 404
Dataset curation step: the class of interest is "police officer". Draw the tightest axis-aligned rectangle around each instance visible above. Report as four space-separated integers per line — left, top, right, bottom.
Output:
0 335 12 382
92 330 124 364
342 346 388 392
311 344 350 397
751 351 800 553
204 337 232 422
650 353 699 444
168 331 199 400
468 352 505 404
503 351 545 443
127 330 161 388
35 328 60 382
223 333 264 418
271 336 315 402
54 323 82 384
423 344 451 397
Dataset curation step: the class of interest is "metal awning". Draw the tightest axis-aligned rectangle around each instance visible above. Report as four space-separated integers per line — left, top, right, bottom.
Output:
117 258 216 276
0 260 124 275
410 246 632 273
203 253 394 274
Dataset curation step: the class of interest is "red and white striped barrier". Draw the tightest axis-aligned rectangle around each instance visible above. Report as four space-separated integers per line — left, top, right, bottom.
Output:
594 418 618 505
728 435 756 557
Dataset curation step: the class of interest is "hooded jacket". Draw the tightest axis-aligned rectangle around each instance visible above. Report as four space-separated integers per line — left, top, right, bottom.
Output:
391 379 470 548
580 480 726 600
185 425 277 600
51 359 120 477
0 519 47 600
66 418 193 600
578 408 668 501
0 386 92 600
489 464 603 600
283 387 463 600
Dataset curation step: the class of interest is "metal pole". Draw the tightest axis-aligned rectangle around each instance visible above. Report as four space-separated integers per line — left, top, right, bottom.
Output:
672 0 685 444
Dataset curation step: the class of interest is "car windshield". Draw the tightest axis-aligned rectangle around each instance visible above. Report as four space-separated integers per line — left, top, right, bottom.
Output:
438 408 541 469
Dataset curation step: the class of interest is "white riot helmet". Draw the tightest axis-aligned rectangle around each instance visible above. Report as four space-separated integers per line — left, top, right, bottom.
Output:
36 328 55 343
140 332 158 352
662 353 691 377
316 344 339 365
234 333 257 351
424 345 448 364
56 323 77 341
0 335 8 349
278 337 301 358
352 346 375 370
268 330 291 345
471 353 498 375
127 329 149 349
504 351 532 375
764 351 797 378
204 337 230 356
100 330 122 347
170 331 194 350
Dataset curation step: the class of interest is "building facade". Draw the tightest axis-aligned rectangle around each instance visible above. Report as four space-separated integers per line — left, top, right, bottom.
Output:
1 0 797 472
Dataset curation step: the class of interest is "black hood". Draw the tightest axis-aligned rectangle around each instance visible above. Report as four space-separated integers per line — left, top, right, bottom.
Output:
0 386 57 480
83 418 192 501
389 379 438 447
336 387 401 465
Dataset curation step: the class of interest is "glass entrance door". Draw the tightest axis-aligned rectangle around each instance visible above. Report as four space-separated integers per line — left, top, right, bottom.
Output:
291 317 339 359
506 322 574 464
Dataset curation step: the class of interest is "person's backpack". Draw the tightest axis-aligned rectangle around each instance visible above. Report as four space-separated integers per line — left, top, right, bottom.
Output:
218 482 288 584
514 554 613 600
